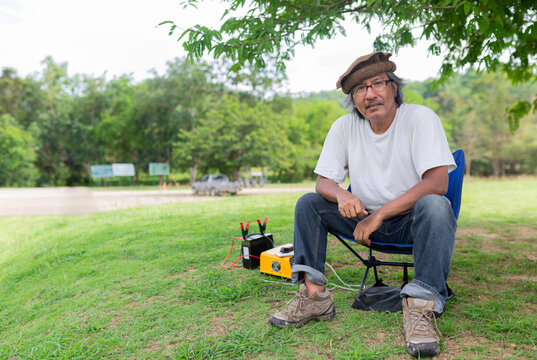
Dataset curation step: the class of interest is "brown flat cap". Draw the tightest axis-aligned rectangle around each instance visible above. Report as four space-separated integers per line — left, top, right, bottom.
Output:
336 51 396 94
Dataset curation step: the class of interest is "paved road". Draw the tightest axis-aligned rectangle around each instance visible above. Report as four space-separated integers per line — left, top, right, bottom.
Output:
0 187 313 216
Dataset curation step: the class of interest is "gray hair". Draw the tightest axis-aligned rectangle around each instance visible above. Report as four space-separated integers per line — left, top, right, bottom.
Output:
341 72 407 119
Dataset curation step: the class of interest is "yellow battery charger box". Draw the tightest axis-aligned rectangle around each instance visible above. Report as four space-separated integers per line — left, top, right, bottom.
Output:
260 244 294 279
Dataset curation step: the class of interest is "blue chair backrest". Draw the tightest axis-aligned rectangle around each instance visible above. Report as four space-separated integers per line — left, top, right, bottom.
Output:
446 149 465 220
347 150 465 220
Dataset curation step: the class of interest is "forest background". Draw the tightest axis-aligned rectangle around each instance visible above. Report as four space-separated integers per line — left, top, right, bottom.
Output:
1 56 537 188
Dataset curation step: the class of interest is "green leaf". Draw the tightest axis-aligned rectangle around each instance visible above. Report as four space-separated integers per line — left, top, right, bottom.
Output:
463 2 472 15
506 100 531 133
158 20 174 26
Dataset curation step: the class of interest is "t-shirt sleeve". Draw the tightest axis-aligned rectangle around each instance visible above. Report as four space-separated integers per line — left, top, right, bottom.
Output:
314 118 349 183
411 107 456 178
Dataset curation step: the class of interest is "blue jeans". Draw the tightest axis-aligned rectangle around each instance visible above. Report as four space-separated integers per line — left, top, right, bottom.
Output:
291 192 456 313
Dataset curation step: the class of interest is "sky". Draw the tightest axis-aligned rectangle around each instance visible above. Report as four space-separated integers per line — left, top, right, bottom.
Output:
0 0 445 94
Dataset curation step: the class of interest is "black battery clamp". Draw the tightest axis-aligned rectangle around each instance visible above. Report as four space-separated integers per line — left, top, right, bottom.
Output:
240 218 274 269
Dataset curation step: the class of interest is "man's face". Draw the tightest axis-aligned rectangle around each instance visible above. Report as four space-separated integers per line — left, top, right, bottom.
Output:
353 73 397 123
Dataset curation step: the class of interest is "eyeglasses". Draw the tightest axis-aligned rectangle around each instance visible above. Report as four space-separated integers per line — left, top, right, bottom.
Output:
352 79 393 96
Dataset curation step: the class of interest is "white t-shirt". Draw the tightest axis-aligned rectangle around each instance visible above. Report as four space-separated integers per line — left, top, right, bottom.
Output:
314 103 456 211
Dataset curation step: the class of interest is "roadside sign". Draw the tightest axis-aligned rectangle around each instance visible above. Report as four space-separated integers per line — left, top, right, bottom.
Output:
149 163 170 176
91 165 113 178
112 163 135 177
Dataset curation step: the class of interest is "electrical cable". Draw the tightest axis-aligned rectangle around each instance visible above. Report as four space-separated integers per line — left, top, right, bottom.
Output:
222 236 362 291
262 279 296 286
221 236 260 269
324 262 363 291
260 262 363 290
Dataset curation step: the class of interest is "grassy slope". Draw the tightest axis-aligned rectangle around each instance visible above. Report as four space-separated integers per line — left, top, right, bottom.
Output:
0 178 536 359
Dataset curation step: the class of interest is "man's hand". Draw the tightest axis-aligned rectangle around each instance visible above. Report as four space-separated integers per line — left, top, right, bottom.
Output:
348 165 449 245
336 190 368 219
315 175 367 218
353 211 384 245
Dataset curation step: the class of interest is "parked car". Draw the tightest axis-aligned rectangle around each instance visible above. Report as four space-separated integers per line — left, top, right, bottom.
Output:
192 174 241 196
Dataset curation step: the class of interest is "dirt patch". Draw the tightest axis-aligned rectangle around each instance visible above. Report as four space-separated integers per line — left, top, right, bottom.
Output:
458 226 498 240
167 341 178 349
524 253 537 261
166 267 197 280
209 317 232 336
516 225 537 239
294 345 330 359
142 340 164 352
440 332 522 360
204 312 238 338
143 296 163 304
504 273 537 283
109 315 121 328
375 331 387 342
125 300 141 308
75 313 91 328
457 225 537 254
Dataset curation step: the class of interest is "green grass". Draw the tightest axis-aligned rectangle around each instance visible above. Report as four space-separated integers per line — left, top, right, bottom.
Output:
0 178 536 359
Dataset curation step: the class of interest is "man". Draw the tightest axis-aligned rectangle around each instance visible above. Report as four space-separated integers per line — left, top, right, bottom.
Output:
269 52 457 358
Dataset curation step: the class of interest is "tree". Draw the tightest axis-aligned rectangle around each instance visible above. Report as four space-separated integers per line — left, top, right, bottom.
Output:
412 70 537 176
277 99 347 181
214 58 288 101
504 116 537 174
157 58 219 183
469 72 514 176
0 114 39 186
0 68 44 129
95 76 140 168
175 94 290 180
34 56 74 185
164 0 537 127
66 73 111 183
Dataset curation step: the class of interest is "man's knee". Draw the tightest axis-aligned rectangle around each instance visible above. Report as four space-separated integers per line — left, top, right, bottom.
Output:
295 192 325 215
414 194 454 223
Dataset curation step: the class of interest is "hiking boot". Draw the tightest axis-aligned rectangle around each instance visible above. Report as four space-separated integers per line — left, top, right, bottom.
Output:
269 284 335 328
402 297 441 357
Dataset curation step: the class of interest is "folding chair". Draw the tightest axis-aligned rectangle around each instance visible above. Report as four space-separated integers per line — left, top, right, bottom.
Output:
331 150 465 299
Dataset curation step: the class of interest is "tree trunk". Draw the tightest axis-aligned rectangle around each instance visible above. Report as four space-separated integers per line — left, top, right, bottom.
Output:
232 168 241 182
48 101 57 121
166 146 171 164
491 158 501 177
189 164 198 185
83 162 91 181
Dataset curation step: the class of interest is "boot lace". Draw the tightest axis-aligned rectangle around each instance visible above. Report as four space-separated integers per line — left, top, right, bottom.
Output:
409 307 442 338
283 290 308 316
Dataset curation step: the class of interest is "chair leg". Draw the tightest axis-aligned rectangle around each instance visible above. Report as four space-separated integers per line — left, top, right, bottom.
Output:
402 265 409 286
357 266 371 296
372 265 383 286
446 283 455 301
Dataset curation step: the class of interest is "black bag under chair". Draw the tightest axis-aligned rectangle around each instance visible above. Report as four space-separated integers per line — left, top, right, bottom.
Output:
331 150 465 312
